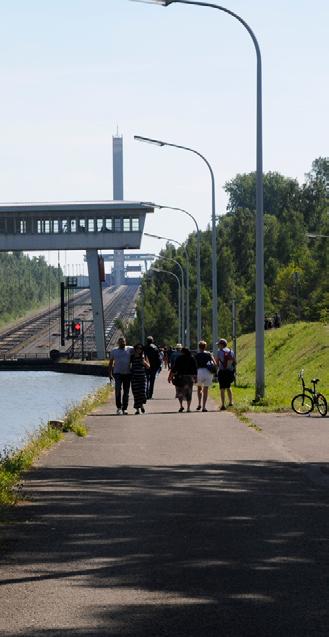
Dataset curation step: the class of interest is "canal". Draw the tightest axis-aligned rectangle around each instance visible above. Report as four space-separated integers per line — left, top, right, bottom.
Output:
0 371 108 451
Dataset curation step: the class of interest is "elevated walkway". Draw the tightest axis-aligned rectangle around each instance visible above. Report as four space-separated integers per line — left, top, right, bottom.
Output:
0 200 154 251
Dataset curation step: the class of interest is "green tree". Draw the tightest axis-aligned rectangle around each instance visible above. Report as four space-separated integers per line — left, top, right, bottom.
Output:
0 252 61 327
126 158 328 344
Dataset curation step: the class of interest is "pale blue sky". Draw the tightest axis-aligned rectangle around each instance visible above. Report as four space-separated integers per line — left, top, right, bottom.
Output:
0 0 327 269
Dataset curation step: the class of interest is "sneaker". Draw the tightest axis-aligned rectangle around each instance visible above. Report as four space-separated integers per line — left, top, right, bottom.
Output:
116 408 122 415
220 406 226 411
196 405 201 411
122 410 128 415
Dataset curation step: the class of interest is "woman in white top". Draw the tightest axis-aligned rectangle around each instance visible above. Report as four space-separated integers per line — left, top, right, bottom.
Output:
194 340 217 412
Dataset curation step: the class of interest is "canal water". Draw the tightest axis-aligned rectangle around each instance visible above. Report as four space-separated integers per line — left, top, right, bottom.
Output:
0 371 108 451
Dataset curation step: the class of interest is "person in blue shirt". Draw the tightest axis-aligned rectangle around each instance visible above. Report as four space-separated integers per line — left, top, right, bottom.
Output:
108 336 134 415
169 343 183 369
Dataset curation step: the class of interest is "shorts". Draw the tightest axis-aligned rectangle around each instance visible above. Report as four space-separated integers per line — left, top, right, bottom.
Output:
218 369 235 389
197 368 214 387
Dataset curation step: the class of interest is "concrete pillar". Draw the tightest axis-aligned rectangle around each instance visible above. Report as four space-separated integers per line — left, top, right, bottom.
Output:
114 249 125 285
86 249 106 359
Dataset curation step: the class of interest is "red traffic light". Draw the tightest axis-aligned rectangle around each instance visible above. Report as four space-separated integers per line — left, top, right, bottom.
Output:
71 320 81 336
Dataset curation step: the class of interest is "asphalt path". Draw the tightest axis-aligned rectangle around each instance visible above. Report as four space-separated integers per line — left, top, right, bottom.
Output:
1 372 329 636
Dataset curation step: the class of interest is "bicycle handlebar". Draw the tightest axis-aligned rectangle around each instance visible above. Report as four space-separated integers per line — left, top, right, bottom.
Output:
298 371 321 390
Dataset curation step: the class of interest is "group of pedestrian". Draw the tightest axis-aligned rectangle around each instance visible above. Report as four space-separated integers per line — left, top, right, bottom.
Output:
168 338 236 413
108 336 161 415
109 335 236 415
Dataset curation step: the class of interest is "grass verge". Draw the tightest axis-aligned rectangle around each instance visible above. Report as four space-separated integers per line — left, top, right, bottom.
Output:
0 383 112 510
210 321 329 415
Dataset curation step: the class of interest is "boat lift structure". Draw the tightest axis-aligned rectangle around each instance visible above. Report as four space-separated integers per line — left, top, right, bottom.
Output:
0 199 154 358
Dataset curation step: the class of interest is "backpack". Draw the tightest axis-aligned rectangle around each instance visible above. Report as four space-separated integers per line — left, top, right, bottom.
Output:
223 349 234 369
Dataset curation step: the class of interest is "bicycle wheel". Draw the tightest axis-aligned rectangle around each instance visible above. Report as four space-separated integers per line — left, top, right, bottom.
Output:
291 393 313 415
315 394 328 417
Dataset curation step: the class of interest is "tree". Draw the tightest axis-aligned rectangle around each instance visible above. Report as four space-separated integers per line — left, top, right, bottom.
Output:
0 252 61 327
125 159 329 345
224 171 301 219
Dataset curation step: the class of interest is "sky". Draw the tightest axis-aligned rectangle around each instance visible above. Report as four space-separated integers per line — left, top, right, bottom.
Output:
0 0 327 272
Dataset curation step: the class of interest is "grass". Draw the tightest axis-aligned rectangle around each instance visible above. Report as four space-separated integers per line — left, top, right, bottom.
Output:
0 426 63 509
66 359 109 367
210 321 329 413
0 382 112 510
63 383 111 435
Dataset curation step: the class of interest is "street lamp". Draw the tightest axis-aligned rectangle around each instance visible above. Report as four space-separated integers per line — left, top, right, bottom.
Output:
149 267 181 343
144 231 191 347
135 135 217 352
146 238 186 342
150 252 185 342
150 203 201 343
132 0 265 400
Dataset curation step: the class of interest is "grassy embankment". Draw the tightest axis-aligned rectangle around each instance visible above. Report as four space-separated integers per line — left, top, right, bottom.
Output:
210 321 329 412
0 382 111 509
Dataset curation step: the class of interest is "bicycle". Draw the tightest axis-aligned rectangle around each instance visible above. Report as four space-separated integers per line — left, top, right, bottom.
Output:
291 369 327 417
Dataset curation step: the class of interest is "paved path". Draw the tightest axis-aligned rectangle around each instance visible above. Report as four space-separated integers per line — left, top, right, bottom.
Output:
1 373 329 636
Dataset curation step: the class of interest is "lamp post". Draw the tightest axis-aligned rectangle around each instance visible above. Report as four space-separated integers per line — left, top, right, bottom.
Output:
150 252 185 342
135 135 216 352
132 0 265 400
144 231 191 347
149 267 181 343
150 203 201 343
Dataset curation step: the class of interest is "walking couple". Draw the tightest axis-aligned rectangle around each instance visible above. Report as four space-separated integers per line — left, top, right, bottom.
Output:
108 336 161 415
168 341 217 413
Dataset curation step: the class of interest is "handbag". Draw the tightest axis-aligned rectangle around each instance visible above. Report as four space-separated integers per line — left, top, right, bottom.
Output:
206 360 217 374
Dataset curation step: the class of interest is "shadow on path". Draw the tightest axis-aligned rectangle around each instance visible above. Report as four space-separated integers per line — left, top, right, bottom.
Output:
1 460 329 635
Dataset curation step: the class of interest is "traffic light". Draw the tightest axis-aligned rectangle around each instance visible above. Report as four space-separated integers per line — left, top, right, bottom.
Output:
71 319 81 337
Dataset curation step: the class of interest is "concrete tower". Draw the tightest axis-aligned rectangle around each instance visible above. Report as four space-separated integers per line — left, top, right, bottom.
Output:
113 135 125 286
